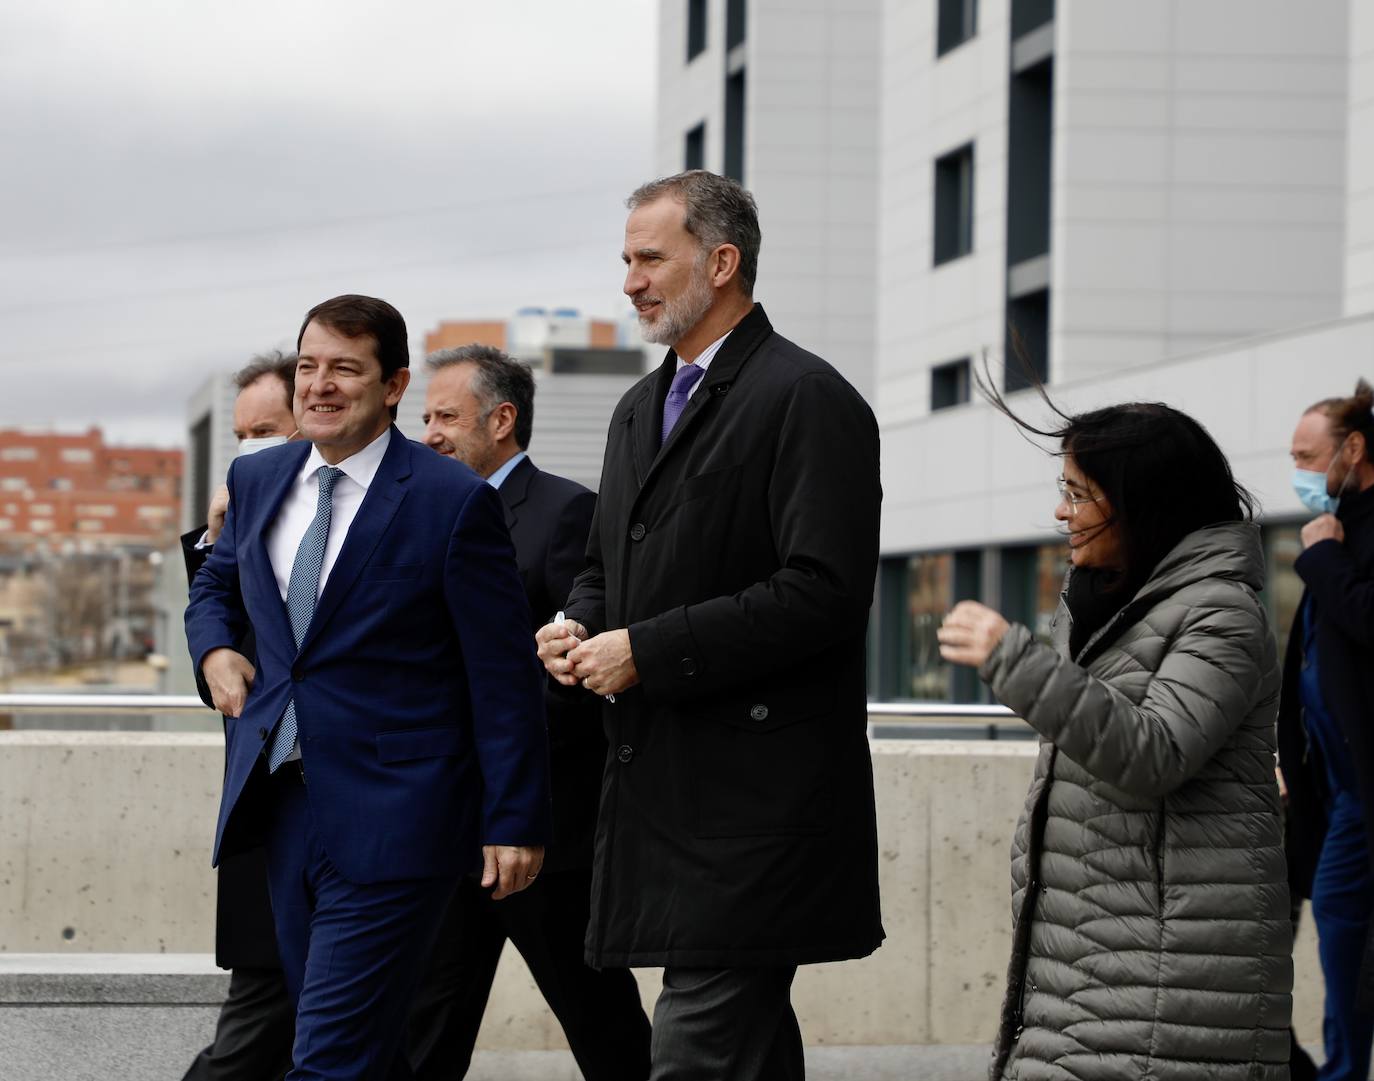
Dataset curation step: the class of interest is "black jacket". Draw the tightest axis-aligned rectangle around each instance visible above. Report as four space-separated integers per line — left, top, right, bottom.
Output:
563 304 885 968
1278 483 1374 901
497 456 602 874
181 526 281 972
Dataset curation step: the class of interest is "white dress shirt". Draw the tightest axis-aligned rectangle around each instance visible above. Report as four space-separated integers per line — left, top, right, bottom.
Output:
677 330 731 401
265 428 392 604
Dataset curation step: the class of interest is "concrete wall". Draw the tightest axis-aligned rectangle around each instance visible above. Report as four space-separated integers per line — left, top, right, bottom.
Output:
0 731 1323 1049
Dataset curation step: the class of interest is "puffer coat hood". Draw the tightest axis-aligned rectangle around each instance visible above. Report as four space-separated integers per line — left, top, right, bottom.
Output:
980 521 1292 1081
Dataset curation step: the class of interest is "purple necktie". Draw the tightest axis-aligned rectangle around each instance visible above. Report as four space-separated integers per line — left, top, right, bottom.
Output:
661 363 706 445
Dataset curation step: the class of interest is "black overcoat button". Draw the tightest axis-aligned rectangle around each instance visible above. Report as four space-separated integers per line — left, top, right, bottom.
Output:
680 657 697 676
629 523 646 541
749 704 769 722
616 744 634 763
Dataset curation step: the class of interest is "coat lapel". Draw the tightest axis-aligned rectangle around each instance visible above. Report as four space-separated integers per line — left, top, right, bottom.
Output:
638 304 774 492
296 427 411 657
628 356 676 488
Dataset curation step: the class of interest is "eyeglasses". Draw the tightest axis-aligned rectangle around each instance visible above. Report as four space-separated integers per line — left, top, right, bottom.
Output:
1056 476 1100 517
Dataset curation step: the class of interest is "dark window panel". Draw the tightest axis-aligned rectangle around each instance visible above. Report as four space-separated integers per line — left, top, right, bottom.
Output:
687 0 708 61
684 122 706 171
931 358 971 411
937 0 978 56
724 70 746 183
727 0 747 49
1006 58 1052 266
933 143 975 265
1010 0 1054 39
1005 288 1049 391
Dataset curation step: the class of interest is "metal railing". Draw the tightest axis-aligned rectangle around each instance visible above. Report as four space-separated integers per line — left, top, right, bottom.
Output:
0 693 1031 741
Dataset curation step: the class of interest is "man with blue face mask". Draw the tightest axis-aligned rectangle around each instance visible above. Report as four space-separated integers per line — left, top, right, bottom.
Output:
179 349 301 1081
1279 379 1374 1081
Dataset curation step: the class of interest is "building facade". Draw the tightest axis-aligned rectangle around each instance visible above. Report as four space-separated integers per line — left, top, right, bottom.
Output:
655 0 1360 701
0 427 182 548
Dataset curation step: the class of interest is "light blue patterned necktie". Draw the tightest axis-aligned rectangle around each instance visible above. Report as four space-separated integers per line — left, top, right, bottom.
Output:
267 465 345 772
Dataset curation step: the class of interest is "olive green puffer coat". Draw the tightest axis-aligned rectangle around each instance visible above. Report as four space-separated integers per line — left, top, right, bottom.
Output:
980 522 1292 1081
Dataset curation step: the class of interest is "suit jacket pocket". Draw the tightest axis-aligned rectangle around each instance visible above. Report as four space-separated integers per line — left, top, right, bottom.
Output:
361 562 423 581
376 726 464 763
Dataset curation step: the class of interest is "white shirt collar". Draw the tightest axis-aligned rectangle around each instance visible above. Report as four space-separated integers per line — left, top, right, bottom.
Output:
676 329 731 374
299 426 391 492
487 450 528 490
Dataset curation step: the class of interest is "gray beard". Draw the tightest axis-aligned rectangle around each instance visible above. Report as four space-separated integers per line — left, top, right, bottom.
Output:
638 269 715 347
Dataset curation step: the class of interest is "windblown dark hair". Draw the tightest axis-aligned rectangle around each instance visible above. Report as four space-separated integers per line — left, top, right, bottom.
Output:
976 358 1256 586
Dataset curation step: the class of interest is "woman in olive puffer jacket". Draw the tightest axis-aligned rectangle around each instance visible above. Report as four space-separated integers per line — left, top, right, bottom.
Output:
939 400 1292 1081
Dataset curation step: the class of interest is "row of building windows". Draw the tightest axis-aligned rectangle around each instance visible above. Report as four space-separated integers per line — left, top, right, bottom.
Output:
686 0 747 63
871 523 1304 703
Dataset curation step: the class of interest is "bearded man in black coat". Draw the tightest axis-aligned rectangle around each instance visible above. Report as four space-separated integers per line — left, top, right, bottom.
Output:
536 170 884 1081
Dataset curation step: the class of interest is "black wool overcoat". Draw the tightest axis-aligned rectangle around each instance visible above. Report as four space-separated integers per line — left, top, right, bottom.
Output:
563 303 885 969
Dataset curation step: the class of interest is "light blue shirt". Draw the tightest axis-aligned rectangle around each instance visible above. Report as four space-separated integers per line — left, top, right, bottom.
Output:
487 451 528 490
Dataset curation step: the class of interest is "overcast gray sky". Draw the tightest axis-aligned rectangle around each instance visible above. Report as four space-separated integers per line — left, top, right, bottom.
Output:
0 0 657 446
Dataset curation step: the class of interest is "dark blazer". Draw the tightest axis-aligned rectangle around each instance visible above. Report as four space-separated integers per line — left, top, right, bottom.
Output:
498 456 603 875
1279 483 1374 899
563 304 885 968
181 526 281 972
185 427 551 884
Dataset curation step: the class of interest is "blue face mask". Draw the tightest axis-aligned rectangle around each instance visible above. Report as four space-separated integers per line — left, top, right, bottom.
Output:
1293 469 1339 515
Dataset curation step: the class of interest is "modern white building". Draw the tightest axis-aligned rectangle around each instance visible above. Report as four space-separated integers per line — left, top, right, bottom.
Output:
654 0 882 398
655 0 1364 700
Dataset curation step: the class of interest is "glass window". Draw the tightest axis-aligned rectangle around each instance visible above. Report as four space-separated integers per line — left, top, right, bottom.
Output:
1261 522 1304 661
684 122 706 171
933 144 975 265
937 0 977 56
726 0 746 50
931 358 971 411
687 0 708 61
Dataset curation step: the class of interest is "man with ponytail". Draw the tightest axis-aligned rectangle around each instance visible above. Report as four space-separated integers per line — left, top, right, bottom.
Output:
1280 379 1374 1081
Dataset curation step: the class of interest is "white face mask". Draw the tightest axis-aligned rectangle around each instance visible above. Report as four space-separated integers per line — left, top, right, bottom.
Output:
237 435 290 457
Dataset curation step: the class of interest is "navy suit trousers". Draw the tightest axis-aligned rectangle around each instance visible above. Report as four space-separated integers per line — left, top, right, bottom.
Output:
264 774 457 1081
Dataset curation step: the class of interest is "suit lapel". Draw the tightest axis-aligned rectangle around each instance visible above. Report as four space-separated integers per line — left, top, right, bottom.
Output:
297 427 411 657
245 443 309 646
498 455 536 533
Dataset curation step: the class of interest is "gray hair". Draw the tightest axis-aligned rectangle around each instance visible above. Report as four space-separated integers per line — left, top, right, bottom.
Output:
627 170 761 296
425 344 535 450
233 349 297 409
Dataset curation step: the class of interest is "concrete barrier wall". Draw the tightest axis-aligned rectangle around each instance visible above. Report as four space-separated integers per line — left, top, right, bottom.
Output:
0 731 1322 1048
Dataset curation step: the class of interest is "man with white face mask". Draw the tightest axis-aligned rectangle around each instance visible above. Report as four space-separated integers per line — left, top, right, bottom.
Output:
1279 379 1374 1081
179 350 300 1081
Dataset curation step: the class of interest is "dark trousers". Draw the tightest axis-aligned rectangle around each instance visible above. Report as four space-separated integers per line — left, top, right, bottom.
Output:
649 966 802 1081
407 869 650 1081
181 966 295 1081
1313 790 1374 1081
265 776 457 1081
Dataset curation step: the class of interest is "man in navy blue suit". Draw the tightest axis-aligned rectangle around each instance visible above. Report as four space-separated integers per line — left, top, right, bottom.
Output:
186 295 551 1081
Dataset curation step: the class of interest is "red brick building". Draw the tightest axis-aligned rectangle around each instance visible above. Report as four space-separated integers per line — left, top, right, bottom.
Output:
0 427 182 548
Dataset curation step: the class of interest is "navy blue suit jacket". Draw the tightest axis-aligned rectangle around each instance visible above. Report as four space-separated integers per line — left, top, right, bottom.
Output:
185 427 551 884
